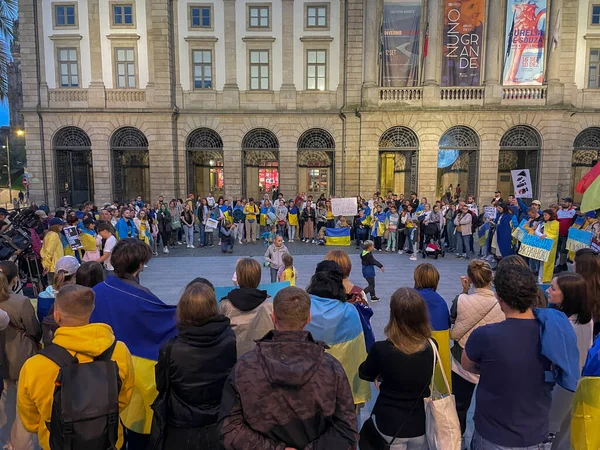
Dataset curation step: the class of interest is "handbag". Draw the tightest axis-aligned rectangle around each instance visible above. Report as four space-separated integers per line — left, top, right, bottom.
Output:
148 340 175 450
424 339 462 450
171 217 182 230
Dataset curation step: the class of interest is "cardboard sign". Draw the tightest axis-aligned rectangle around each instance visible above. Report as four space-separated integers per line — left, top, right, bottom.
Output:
518 233 554 262
205 218 219 229
511 219 528 242
484 206 497 221
331 198 358 217
63 226 83 250
566 227 594 253
511 169 533 198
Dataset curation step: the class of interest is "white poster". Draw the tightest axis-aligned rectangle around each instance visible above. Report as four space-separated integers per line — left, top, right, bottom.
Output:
483 206 497 220
331 198 358 216
511 169 533 198
205 218 219 229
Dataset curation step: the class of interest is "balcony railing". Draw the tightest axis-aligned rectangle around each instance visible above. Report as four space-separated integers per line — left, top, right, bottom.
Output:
379 87 423 104
49 89 89 103
440 87 485 101
502 86 547 101
106 89 146 103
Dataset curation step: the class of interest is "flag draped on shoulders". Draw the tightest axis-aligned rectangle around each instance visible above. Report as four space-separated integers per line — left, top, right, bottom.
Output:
91 276 177 434
305 295 371 404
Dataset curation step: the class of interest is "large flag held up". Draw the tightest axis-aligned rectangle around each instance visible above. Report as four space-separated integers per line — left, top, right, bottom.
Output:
576 161 600 213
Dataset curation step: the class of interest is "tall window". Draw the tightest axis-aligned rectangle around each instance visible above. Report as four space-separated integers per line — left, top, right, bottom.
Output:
589 49 600 88
249 6 269 28
54 4 76 26
57 48 79 87
307 50 326 90
307 5 327 28
190 6 211 28
113 4 134 25
192 50 213 89
250 50 269 90
115 48 136 88
592 5 600 25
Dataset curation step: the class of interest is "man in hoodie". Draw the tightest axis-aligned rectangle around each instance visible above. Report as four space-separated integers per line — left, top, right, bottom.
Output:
17 285 134 450
219 286 358 450
115 208 139 240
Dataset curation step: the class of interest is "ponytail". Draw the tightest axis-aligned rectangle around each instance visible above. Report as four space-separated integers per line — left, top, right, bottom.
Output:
53 270 75 291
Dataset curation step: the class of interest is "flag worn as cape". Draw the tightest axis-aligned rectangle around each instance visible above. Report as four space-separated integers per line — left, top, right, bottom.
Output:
305 295 371 405
91 276 177 434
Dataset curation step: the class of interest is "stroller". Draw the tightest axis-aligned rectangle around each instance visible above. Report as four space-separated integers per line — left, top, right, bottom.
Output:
421 222 445 259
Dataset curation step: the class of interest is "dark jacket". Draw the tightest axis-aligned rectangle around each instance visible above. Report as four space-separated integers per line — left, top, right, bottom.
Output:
361 250 383 278
219 330 358 450
155 315 236 431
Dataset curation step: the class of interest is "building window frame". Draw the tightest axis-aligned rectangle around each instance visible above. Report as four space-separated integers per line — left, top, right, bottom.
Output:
188 4 213 30
247 3 272 31
191 49 214 90
591 4 600 26
587 47 600 89
305 49 327 90
110 2 136 28
53 3 78 29
113 47 138 89
55 47 81 88
305 3 329 30
248 49 271 91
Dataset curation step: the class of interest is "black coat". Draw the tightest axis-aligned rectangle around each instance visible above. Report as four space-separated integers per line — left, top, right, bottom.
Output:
155 315 236 430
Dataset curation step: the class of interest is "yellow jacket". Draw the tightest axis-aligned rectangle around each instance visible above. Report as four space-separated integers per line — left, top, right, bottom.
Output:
40 231 64 273
17 323 135 450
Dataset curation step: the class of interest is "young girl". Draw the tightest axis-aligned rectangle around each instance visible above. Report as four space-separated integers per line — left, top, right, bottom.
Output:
265 225 277 245
278 253 297 286
287 200 299 242
80 218 100 262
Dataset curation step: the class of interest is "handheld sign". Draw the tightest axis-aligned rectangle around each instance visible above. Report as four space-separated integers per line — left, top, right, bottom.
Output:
566 228 594 253
518 233 554 262
331 198 358 217
63 226 83 250
205 218 219 229
511 169 533 198
484 206 497 221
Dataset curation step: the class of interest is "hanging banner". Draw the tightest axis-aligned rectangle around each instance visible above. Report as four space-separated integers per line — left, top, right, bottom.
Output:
441 0 485 86
503 0 547 85
381 0 422 87
331 197 358 216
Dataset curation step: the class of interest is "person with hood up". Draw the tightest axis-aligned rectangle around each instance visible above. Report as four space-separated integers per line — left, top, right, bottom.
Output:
219 258 273 357
219 286 358 450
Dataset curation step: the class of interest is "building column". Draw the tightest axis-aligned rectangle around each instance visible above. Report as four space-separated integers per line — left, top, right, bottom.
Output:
223 138 242 200
90 137 111 205
477 139 500 206
546 0 563 105
483 0 504 104
362 0 381 106
423 0 440 86
280 0 296 109
223 0 240 108
87 0 105 107
279 139 297 198
417 140 438 203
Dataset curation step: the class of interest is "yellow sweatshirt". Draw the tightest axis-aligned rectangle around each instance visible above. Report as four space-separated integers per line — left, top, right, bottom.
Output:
40 231 64 273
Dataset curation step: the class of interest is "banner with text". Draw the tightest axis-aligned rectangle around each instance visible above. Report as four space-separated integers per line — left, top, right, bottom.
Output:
331 198 358 216
441 0 485 86
511 169 533 198
381 0 422 87
503 0 547 85
566 227 594 253
518 232 554 262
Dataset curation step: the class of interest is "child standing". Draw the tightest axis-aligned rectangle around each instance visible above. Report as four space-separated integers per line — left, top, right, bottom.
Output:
277 253 297 286
385 205 400 252
220 222 234 253
96 221 118 275
361 240 384 302
265 225 277 245
264 235 289 283
354 211 368 249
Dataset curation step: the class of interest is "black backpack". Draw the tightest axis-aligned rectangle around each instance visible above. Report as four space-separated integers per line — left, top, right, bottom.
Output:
40 340 121 450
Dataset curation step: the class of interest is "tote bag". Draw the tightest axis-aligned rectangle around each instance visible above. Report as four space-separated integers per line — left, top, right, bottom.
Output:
424 338 461 450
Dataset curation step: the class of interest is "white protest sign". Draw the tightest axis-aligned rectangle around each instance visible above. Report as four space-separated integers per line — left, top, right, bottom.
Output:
205 218 219 229
483 206 497 220
511 169 533 198
331 198 358 216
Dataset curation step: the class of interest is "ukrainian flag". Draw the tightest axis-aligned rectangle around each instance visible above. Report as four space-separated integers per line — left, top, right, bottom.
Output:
305 295 371 405
572 338 600 450
325 227 351 246
91 276 177 434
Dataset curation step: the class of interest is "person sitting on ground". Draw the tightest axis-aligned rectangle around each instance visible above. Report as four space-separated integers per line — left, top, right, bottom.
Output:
76 260 105 288
462 264 578 450
220 258 273 357
219 287 359 449
91 238 176 450
150 282 236 450
17 285 134 450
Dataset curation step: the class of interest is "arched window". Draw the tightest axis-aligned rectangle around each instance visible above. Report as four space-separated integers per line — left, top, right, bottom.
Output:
498 125 542 198
571 127 600 203
242 128 279 199
378 126 419 197
298 129 335 196
110 127 150 204
186 128 224 198
437 126 479 200
53 127 94 206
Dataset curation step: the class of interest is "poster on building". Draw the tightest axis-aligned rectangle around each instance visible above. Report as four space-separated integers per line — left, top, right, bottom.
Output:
511 169 533 198
503 0 547 85
381 0 422 87
441 0 485 86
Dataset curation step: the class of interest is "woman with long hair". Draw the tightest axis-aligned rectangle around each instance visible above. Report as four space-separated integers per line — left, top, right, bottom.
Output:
150 282 236 450
537 209 560 283
156 202 172 254
574 250 600 336
181 203 195 249
546 272 594 449
492 202 514 259
301 200 316 242
76 261 105 288
358 288 434 449
134 209 150 246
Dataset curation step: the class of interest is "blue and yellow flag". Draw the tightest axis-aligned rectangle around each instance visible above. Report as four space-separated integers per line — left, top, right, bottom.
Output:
305 295 371 404
91 277 177 434
325 227 351 246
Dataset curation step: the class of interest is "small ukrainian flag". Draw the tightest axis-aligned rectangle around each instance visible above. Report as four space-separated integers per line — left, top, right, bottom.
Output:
325 228 351 246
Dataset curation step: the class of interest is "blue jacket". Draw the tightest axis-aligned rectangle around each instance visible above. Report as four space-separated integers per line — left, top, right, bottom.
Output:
115 218 139 240
533 307 580 392
495 213 514 258
583 336 600 377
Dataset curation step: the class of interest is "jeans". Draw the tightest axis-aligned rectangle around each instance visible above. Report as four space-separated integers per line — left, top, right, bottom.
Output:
198 224 205 246
287 224 296 241
184 225 194 245
372 416 428 450
452 371 476 435
386 231 397 251
446 223 456 250
406 228 415 252
177 226 184 242
205 231 214 246
364 277 376 298
270 267 278 283
470 430 552 450
277 223 286 237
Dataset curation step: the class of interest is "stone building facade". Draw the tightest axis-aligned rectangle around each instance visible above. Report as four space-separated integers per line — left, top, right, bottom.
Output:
18 0 600 208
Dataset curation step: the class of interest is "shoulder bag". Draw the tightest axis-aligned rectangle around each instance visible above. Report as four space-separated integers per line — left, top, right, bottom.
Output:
424 339 462 450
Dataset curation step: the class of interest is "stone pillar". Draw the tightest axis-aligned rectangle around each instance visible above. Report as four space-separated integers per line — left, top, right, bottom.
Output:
417 140 438 203
478 139 500 206
362 0 381 106
546 0 563 105
483 0 504 104
223 138 242 199
280 0 296 109
90 136 112 205
423 0 440 86
87 0 105 107
223 0 240 108
279 138 297 198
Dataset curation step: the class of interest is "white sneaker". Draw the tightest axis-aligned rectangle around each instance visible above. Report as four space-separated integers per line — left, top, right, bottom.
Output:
177 241 183 245
289 239 294 243
398 250 403 255
410 254 417 261
163 247 169 254
190 245 195 249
